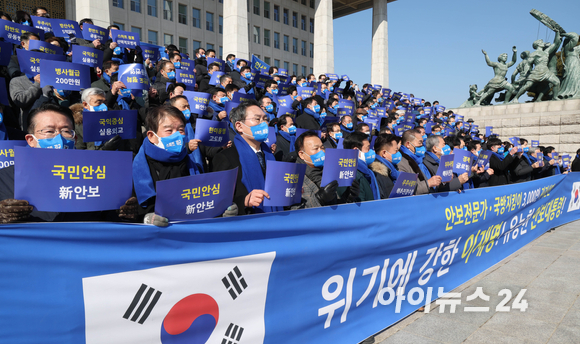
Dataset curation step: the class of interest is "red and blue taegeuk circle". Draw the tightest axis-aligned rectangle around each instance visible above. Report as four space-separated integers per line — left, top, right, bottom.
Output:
160 293 219 344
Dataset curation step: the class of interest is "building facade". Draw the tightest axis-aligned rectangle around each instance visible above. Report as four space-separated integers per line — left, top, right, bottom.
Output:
9 0 393 84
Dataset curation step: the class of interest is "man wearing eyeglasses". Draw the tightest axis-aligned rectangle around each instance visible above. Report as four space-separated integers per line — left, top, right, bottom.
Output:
0 104 137 223
212 101 282 215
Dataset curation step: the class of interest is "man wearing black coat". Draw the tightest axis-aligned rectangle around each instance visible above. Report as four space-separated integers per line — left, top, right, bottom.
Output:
487 138 518 186
295 97 322 130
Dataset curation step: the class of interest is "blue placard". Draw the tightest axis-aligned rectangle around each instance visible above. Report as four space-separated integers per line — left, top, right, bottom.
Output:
72 45 103 68
0 77 9 106
177 58 194 72
320 148 358 187
325 73 339 81
563 155 571 169
31 15 53 33
436 155 454 182
176 70 196 91
477 150 492 169
338 99 355 114
411 97 421 106
82 110 138 142
452 148 472 175
14 148 133 212
207 57 225 72
28 39 63 55
111 29 140 49
118 63 150 90
423 107 432 116
194 119 229 147
278 68 289 76
81 23 107 42
297 87 315 99
231 91 256 103
276 95 293 108
40 60 90 91
0 140 28 169
471 124 479 133
140 42 162 62
0 41 12 66
394 125 405 137
0 19 45 45
264 127 277 146
155 168 238 221
225 101 241 115
388 171 417 198
341 74 349 81
391 92 402 101
537 153 545 167
355 91 364 103
425 122 434 134
337 108 352 118
531 140 540 147
376 107 387 117
277 106 295 118
364 117 379 131
251 55 270 74
263 161 306 206
382 88 391 98
184 91 211 116
209 71 225 86
255 74 272 89
50 18 82 38
485 126 493 137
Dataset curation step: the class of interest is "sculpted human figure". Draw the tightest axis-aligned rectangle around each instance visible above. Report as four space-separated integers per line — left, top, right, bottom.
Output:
511 31 562 103
475 47 517 106
557 32 580 99
459 84 483 108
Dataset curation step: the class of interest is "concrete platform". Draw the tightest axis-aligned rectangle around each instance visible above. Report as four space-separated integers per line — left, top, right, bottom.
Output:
450 99 580 157
370 220 580 344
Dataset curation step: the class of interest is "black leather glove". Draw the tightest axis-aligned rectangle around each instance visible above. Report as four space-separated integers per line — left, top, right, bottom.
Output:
117 197 138 220
0 199 33 224
346 179 360 203
99 135 122 151
315 180 338 205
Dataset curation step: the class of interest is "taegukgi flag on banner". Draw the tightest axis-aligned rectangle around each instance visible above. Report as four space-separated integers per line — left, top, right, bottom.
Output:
82 252 276 344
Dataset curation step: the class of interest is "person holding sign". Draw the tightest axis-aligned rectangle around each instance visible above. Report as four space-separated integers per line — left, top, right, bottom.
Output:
542 147 562 177
510 138 541 183
324 123 341 149
91 60 119 93
339 115 354 136
132 105 205 224
212 101 282 215
398 129 442 195
296 98 323 130
369 134 402 199
207 88 229 121
295 131 348 208
151 61 176 106
424 135 467 192
259 96 277 122
198 62 221 92
487 137 518 186
262 80 279 106
467 141 494 188
572 148 580 172
0 104 138 223
274 115 297 162
8 32 40 79
343 132 379 201
234 66 255 95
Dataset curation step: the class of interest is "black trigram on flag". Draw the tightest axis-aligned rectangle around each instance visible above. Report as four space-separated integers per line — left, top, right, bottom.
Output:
221 323 244 344
222 266 248 300
122 283 162 324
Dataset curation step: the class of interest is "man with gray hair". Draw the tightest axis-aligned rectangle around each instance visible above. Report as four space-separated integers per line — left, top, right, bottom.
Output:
423 135 468 192
76 88 121 150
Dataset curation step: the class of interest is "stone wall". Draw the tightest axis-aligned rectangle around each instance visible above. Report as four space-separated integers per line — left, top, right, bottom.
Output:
450 99 580 156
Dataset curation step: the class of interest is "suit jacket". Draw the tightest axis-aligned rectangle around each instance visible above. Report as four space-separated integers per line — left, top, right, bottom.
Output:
211 145 251 215
398 152 430 195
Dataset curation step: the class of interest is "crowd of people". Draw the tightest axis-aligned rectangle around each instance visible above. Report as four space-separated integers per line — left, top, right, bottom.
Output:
0 9 579 226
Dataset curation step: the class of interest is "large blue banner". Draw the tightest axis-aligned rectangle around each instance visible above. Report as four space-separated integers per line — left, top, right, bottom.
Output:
1 174 580 343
